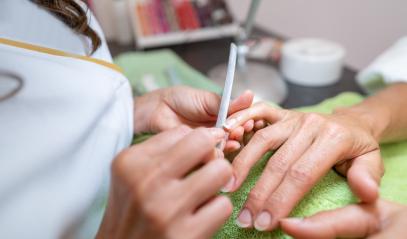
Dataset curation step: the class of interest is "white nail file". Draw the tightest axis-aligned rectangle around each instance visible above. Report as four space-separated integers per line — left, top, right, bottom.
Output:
215 43 237 128
215 43 237 149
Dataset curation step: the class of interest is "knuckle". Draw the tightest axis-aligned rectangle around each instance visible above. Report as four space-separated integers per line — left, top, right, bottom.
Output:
248 189 266 206
266 155 289 175
324 122 348 140
143 201 171 232
303 113 324 125
288 164 314 186
252 128 270 145
111 148 135 175
266 190 286 207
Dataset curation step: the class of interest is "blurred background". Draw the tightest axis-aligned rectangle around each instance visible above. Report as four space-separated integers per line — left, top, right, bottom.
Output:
87 0 407 107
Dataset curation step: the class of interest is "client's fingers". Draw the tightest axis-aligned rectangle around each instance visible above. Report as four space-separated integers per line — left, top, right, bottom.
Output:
228 90 254 114
243 120 255 132
229 126 244 141
254 120 266 130
224 140 241 153
281 203 382 239
346 150 384 203
237 123 316 228
223 122 293 193
255 135 343 231
224 102 286 130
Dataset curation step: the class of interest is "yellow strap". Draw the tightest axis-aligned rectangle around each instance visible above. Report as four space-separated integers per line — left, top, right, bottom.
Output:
0 37 123 74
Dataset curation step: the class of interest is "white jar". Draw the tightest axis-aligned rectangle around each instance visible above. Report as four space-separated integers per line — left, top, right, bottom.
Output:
281 38 346 86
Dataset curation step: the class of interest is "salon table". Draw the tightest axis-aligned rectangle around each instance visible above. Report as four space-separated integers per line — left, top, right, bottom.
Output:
108 30 364 109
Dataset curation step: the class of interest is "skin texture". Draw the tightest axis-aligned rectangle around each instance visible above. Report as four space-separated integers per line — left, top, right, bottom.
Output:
96 87 255 239
281 199 407 239
133 86 254 133
133 86 254 153
96 127 234 239
222 83 407 231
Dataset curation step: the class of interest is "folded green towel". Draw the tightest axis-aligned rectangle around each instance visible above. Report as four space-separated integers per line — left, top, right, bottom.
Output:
115 51 407 239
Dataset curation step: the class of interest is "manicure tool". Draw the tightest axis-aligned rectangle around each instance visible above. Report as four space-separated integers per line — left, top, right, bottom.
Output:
215 43 237 149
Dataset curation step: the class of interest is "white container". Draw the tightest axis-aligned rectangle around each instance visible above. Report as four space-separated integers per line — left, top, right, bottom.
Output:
281 38 346 86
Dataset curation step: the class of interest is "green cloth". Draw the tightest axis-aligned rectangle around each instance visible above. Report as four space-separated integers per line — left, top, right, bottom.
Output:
115 50 407 239
215 93 407 239
114 49 221 95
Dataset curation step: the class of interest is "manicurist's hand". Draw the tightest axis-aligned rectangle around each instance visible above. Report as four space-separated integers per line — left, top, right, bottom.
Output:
133 86 253 136
97 126 233 239
222 102 385 231
281 199 407 239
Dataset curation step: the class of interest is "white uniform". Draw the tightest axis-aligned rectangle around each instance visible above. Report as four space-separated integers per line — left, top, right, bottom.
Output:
0 0 133 238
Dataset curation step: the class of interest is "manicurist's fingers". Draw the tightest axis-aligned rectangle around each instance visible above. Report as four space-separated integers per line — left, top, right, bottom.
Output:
183 159 232 208
163 128 225 177
190 196 233 238
280 203 382 239
138 126 192 156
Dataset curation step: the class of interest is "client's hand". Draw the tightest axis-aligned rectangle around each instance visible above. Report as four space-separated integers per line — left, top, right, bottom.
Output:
281 199 407 239
133 86 253 136
222 102 384 231
97 127 233 239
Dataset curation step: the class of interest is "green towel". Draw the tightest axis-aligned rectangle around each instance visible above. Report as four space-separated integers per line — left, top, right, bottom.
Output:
114 49 221 95
215 93 407 239
115 51 407 239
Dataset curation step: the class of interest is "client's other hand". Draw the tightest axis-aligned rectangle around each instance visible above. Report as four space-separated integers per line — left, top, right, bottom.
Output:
97 127 233 239
281 199 407 239
222 102 384 231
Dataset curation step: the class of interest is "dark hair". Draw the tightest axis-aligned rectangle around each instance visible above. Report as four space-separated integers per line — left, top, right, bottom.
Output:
31 0 101 54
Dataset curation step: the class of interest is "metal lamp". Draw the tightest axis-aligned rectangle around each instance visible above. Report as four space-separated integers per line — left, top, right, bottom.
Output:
208 0 287 103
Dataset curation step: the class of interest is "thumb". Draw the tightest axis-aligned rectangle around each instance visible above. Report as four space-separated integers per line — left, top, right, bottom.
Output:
201 89 254 119
281 202 383 239
347 150 384 203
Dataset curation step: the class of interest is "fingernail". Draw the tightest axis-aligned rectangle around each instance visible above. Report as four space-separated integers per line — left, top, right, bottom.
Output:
221 176 235 193
209 128 225 138
254 211 272 231
224 118 237 130
281 217 303 225
236 208 252 228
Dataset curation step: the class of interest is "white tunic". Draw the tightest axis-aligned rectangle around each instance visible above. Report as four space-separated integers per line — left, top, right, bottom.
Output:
0 0 133 238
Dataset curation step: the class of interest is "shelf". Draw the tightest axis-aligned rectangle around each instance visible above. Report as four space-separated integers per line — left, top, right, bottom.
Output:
128 0 240 49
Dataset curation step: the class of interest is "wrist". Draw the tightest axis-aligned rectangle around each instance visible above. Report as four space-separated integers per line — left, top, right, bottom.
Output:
333 102 391 142
133 91 163 134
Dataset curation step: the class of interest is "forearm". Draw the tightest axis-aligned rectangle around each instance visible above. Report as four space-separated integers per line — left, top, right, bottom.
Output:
335 83 407 143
